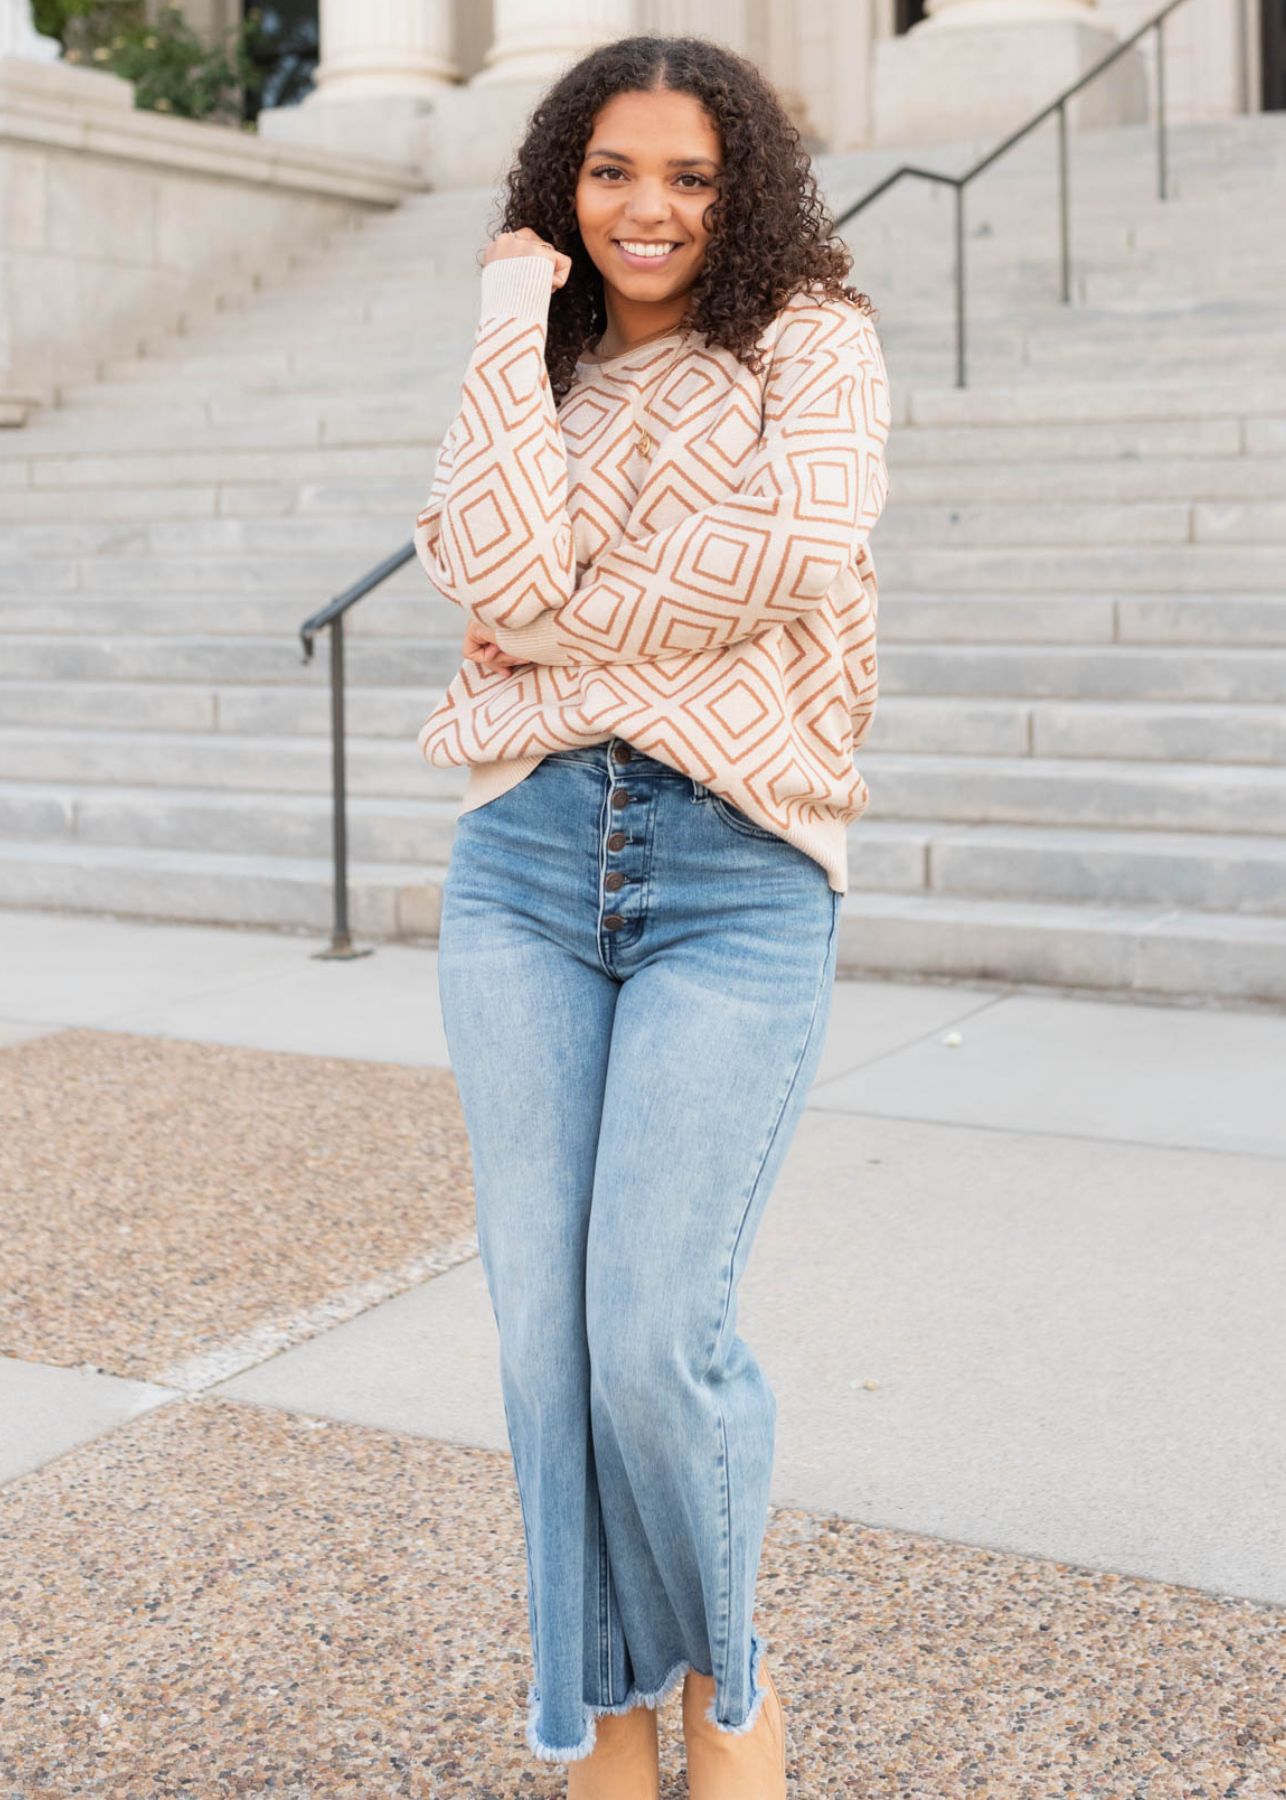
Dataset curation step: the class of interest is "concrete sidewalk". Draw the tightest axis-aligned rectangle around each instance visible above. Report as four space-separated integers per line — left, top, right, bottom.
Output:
2 908 1284 1797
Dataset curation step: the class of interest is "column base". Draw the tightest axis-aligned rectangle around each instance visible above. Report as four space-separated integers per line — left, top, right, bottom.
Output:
872 19 1149 148
425 78 555 189
258 92 436 178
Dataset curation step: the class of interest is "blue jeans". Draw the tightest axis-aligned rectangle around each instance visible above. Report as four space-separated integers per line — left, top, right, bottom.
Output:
435 736 843 1763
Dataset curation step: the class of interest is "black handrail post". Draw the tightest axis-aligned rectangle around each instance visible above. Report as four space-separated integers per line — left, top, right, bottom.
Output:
299 539 415 962
312 614 373 962
954 182 967 389
1156 17 1169 200
1057 101 1072 303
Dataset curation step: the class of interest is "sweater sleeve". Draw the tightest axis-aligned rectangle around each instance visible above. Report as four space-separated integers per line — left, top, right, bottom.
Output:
487 297 892 667
412 252 576 629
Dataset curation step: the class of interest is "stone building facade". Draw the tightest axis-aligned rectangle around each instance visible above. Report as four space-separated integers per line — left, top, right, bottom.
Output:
234 0 1272 187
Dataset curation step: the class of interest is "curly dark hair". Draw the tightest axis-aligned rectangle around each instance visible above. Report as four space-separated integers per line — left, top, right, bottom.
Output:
490 34 875 403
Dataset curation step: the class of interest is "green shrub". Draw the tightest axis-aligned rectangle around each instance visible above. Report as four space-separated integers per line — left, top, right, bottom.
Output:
34 1 276 127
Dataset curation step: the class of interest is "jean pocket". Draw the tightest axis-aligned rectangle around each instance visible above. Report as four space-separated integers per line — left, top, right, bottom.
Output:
701 787 785 844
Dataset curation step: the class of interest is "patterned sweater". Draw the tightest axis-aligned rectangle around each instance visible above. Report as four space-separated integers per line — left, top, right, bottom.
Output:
413 252 891 893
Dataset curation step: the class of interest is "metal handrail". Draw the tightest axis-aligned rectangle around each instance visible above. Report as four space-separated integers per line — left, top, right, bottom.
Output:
833 0 1194 386
299 540 415 957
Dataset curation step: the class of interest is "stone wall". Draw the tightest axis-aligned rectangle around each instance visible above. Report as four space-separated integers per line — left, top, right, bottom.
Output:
0 55 420 413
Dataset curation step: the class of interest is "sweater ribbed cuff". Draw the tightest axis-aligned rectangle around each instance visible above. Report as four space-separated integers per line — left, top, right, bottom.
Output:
478 253 555 329
490 612 567 663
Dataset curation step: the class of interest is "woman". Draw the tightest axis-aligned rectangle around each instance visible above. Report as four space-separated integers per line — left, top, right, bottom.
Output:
413 33 890 1798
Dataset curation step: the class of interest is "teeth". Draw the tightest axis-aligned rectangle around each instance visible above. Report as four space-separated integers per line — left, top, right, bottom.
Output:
619 241 677 257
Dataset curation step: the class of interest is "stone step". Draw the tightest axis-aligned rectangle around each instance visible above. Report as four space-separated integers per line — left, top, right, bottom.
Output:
890 458 1286 503
0 553 429 595
57 350 467 409
0 481 428 524
0 406 440 459
912 821 1286 916
0 732 461 800
0 635 457 685
3 731 1282 835
2 634 1280 698
874 544 1286 592
904 375 1286 426
891 419 1249 463
7 541 1286 598
880 643 1286 702
0 518 431 558
832 891 1286 1005
6 592 1284 652
15 445 435 489
0 835 1281 1003
881 594 1286 648
5 780 1284 920
0 837 445 939
857 751 1286 835
2 683 1280 766
2 682 1283 769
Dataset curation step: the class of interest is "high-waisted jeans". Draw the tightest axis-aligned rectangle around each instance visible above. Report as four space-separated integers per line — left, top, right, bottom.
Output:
435 736 842 1763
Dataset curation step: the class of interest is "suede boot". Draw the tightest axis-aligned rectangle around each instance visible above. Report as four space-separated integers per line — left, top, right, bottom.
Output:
682 1660 787 1799
567 1703 660 1800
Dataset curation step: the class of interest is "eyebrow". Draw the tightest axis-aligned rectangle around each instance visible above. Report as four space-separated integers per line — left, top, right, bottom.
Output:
586 149 721 169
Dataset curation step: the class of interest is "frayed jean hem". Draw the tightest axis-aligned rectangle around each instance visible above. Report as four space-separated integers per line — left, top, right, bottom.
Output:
524 1655 688 1763
524 1632 770 1761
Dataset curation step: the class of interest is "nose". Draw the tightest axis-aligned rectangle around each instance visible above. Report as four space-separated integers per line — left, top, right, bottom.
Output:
622 179 673 226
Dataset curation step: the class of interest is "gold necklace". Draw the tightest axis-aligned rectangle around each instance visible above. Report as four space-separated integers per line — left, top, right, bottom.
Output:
624 333 689 461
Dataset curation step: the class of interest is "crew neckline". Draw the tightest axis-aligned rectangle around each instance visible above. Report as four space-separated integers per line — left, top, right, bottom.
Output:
576 328 686 368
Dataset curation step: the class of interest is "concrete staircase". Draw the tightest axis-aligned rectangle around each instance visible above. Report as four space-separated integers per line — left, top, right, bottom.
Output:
2 119 1285 1003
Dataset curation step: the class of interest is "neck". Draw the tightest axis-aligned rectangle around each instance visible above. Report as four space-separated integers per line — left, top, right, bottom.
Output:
595 286 691 358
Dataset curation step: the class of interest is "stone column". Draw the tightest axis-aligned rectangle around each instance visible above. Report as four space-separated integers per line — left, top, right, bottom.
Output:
643 0 749 52
257 0 459 174
472 0 633 84
427 1 633 188
0 0 60 60
309 0 458 99
872 0 1149 145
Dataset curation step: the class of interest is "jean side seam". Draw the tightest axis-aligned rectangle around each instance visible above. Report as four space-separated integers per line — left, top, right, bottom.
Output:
706 902 839 1375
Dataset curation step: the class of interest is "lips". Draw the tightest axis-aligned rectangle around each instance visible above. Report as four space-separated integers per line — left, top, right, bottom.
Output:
613 240 683 267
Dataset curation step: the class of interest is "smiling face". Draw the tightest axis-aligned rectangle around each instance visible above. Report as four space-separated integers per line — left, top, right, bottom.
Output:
574 87 723 348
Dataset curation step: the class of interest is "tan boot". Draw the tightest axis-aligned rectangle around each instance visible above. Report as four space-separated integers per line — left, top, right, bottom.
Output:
567 1703 660 1800
682 1660 787 1799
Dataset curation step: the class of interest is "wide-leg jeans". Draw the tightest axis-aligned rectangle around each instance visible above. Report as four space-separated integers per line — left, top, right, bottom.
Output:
435 736 842 1763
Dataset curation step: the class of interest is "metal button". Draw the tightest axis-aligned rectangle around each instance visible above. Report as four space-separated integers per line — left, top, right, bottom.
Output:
607 831 627 851
604 870 626 892
603 913 625 930
612 744 632 764
610 789 631 810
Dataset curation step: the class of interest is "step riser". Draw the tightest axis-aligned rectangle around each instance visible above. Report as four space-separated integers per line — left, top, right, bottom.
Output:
6 545 1286 595
831 903 1286 1005
925 839 1286 916
7 594 1285 650
891 461 1286 503
881 646 1286 702
876 548 1286 592
860 764 1286 836
2 691 1283 767
0 641 460 684
0 856 1279 1003
0 741 457 799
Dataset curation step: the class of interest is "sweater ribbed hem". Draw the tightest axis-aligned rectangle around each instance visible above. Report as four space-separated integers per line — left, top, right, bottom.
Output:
478 252 555 328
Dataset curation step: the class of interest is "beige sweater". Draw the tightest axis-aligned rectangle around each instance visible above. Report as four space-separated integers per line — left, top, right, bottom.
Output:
413 252 891 893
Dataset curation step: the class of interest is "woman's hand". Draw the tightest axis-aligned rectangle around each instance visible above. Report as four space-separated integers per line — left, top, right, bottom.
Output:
483 227 572 292
463 618 528 675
